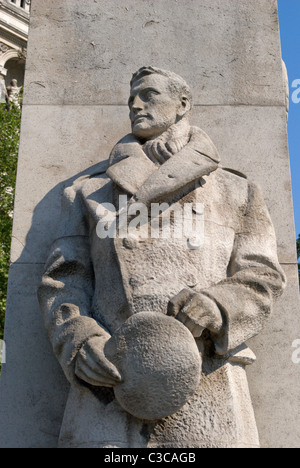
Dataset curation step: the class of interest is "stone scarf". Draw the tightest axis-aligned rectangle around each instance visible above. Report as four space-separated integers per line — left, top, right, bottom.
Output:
107 119 221 206
142 119 191 164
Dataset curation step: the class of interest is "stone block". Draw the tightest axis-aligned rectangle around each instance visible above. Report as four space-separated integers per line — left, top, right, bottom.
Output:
0 263 69 448
247 264 300 448
24 0 285 107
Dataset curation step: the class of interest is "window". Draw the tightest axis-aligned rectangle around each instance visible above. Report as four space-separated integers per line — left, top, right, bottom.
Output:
9 0 29 10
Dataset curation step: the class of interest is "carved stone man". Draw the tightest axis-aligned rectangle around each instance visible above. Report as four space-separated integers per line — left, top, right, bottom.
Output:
6 79 21 108
38 67 286 448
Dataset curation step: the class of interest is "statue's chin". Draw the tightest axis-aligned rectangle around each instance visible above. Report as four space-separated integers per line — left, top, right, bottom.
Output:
132 125 166 141
133 126 156 140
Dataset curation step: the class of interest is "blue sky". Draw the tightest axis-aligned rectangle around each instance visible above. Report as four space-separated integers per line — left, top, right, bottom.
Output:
278 0 300 238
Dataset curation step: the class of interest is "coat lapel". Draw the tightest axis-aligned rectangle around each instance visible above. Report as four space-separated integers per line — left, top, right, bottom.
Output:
106 134 156 196
106 125 220 205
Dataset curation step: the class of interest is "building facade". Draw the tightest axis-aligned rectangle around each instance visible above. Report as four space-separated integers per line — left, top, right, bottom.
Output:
0 0 30 95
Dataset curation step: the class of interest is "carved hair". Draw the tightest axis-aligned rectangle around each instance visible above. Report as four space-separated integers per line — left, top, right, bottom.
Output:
130 66 193 111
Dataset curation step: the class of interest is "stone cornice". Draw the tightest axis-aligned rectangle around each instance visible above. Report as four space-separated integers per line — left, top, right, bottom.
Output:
0 24 27 48
0 1 30 23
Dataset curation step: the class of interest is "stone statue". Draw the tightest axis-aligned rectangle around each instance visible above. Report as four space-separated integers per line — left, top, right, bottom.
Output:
6 79 21 108
38 66 286 448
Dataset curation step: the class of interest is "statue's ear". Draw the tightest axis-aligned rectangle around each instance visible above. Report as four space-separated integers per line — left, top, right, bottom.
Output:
177 96 191 118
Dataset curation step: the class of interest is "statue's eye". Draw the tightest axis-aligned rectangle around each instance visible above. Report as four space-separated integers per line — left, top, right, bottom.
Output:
146 89 159 99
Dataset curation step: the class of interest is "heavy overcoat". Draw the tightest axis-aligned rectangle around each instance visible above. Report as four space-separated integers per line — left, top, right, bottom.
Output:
38 125 286 448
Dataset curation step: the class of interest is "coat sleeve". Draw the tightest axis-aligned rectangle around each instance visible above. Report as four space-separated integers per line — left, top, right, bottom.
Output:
37 184 111 387
199 180 287 355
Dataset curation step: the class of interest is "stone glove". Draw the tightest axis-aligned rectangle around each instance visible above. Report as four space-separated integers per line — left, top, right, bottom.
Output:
167 289 223 338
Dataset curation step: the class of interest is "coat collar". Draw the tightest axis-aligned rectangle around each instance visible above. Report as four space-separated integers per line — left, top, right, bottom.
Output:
106 123 220 206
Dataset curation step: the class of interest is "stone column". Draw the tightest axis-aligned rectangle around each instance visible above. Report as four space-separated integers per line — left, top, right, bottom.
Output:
0 44 8 102
0 74 7 102
0 0 299 448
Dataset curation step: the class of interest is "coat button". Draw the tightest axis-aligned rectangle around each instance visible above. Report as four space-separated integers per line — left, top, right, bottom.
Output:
186 273 198 288
187 236 202 250
129 274 146 289
192 203 204 215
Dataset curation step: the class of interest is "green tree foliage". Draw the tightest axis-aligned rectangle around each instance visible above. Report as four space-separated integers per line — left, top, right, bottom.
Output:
0 103 21 341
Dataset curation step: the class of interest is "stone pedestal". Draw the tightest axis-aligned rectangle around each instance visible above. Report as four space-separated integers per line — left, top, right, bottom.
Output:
0 0 299 448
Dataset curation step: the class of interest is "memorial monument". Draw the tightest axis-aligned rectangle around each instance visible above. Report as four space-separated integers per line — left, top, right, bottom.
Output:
38 66 286 448
0 0 299 449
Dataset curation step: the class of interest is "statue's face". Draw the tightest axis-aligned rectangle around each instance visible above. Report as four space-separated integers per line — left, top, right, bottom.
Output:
129 74 182 140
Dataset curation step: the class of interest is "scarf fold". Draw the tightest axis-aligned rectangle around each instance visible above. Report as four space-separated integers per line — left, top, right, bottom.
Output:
107 120 220 206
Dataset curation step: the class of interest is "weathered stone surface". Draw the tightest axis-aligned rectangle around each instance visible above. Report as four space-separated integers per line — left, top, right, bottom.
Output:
105 312 202 420
247 264 300 448
0 264 69 448
58 358 260 448
10 105 130 264
24 0 284 107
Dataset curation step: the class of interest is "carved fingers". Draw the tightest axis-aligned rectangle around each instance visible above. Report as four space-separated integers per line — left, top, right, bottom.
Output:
143 138 175 164
168 289 222 338
75 336 122 387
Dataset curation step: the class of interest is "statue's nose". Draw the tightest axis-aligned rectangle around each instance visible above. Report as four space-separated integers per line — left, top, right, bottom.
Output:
131 95 144 112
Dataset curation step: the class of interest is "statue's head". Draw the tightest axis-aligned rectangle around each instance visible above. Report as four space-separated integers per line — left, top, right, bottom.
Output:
129 66 193 140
